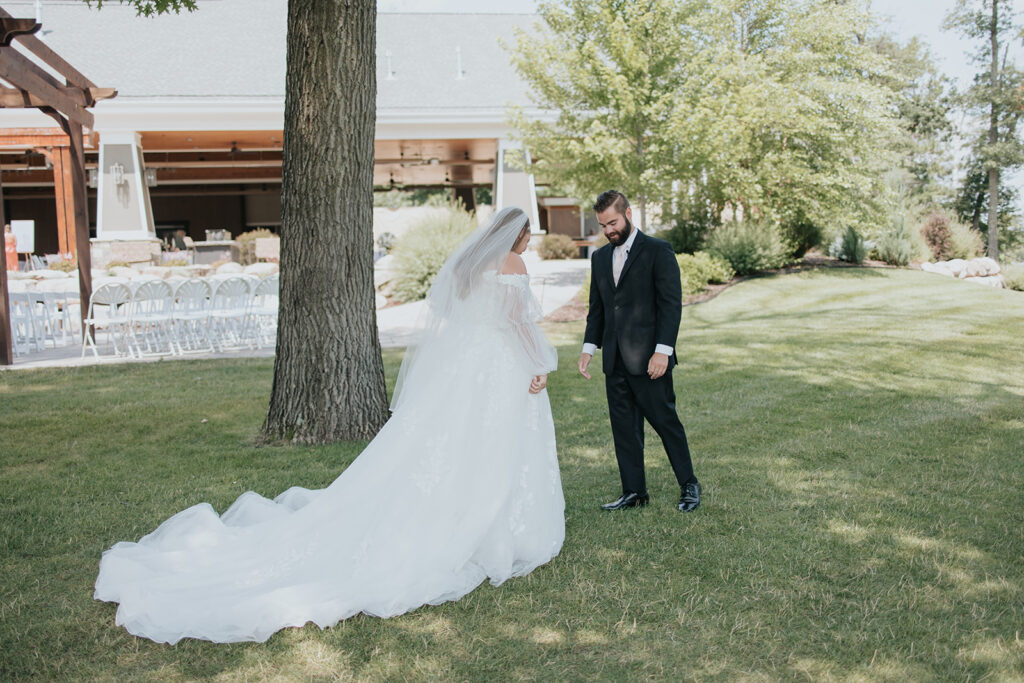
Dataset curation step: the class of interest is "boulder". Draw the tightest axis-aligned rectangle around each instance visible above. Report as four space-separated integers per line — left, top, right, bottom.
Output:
946 259 968 278
964 274 1004 288
973 256 1000 275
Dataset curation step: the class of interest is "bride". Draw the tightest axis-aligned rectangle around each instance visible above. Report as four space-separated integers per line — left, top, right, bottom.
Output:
94 207 564 644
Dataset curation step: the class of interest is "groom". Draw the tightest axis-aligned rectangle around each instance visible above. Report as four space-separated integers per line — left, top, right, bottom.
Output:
578 190 701 512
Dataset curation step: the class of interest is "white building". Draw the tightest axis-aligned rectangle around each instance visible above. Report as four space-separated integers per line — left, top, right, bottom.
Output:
0 1 587 259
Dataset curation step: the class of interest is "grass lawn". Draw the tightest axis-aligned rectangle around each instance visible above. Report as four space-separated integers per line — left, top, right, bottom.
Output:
1 267 1022 680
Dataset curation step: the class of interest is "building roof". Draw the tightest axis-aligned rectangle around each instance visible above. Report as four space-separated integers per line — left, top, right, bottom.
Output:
2 1 539 110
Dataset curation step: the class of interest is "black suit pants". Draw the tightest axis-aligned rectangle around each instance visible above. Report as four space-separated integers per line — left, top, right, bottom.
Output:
606 352 696 494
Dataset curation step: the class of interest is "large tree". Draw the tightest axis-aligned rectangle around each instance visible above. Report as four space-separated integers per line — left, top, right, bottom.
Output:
94 0 389 443
509 0 899 242
944 0 1024 260
507 0 706 229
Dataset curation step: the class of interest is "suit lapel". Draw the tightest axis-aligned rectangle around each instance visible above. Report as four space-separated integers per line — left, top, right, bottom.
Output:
601 245 616 288
615 231 646 289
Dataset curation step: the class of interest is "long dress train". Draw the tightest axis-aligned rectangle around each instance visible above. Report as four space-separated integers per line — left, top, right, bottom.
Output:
94 271 563 644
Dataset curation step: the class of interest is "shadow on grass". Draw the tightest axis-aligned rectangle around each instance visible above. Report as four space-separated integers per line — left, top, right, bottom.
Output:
1 269 1022 679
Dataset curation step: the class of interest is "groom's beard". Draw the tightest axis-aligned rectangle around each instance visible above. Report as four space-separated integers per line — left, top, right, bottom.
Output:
606 217 634 247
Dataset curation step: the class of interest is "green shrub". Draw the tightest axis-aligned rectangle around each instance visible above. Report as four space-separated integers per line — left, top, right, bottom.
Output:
538 233 578 260
920 212 953 261
48 258 77 273
779 217 823 259
948 220 984 260
677 251 735 296
837 226 867 264
658 220 706 254
874 213 913 266
390 206 478 302
1003 265 1024 291
236 228 276 265
706 221 788 275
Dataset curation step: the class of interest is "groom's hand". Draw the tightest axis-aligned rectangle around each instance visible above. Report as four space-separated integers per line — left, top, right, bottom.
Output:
647 352 669 380
578 353 592 380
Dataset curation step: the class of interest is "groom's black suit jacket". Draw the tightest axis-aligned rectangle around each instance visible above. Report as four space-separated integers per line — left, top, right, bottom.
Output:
584 231 683 376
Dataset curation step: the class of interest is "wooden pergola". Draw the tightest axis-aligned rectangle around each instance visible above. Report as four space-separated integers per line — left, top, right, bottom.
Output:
0 7 116 365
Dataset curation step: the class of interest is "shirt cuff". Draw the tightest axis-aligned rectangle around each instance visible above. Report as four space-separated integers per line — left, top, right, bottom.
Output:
654 344 674 356
581 342 597 356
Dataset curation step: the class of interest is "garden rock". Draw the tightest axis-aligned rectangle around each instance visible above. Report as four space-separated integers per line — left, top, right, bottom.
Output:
922 257 1005 288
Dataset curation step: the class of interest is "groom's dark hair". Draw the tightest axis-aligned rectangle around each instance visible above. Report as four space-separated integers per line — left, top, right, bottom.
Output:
593 190 630 216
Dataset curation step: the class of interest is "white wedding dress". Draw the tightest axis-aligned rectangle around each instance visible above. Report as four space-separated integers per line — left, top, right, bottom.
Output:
94 270 564 644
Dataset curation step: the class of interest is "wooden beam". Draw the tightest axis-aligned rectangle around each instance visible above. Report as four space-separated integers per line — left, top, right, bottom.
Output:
0 85 40 106
0 17 39 47
0 46 93 129
46 113 94 336
0 85 113 108
53 146 75 256
0 8 96 90
0 168 11 365
0 128 70 148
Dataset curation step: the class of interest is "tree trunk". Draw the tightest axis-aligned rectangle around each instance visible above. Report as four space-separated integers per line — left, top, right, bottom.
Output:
987 0 1000 260
262 0 389 444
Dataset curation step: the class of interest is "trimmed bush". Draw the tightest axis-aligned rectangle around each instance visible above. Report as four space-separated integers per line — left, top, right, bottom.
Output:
920 211 983 261
1003 265 1024 291
538 233 578 260
390 206 477 302
920 212 953 261
874 214 913 266
780 218 823 259
706 221 788 275
837 226 867 264
677 251 735 296
948 220 984 260
658 220 706 254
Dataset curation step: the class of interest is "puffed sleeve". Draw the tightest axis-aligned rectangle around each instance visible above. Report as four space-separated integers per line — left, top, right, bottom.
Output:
496 275 559 375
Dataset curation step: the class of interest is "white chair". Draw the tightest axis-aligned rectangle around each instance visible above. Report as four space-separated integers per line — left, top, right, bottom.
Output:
8 292 41 355
81 282 135 358
248 274 279 349
171 278 213 354
209 276 254 351
131 280 176 356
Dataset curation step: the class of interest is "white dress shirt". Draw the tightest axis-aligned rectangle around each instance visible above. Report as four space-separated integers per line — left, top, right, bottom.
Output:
582 228 674 359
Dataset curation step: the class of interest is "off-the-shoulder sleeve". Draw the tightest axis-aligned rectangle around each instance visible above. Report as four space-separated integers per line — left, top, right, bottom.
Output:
496 274 559 375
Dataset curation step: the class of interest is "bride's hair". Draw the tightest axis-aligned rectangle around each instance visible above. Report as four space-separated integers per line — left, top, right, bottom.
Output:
446 207 530 300
391 206 531 411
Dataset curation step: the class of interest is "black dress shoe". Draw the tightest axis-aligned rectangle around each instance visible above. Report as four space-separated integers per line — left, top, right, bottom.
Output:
601 492 650 511
677 482 702 512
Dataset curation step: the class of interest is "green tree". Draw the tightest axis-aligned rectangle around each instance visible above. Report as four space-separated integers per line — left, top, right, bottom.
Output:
99 0 389 443
944 0 1024 260
509 0 900 245
507 0 707 229
871 35 957 205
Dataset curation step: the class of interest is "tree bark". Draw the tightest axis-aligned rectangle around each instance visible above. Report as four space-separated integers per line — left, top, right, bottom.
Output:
987 0 1000 260
262 0 389 444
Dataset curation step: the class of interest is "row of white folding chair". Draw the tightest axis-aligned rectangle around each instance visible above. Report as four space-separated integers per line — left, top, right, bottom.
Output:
81 275 278 358
7 291 80 355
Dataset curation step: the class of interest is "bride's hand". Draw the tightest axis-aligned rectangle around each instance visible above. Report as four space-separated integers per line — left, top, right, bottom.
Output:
529 375 547 394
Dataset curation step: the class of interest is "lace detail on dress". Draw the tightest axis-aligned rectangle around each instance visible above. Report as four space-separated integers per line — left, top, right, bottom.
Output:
495 271 530 287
